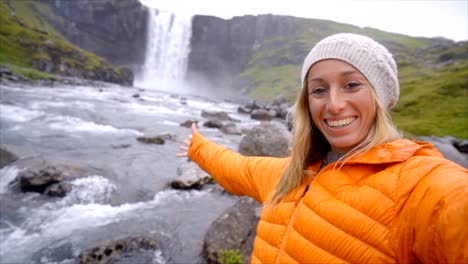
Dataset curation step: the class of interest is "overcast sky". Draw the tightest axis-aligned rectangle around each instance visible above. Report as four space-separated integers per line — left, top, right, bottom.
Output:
140 0 468 41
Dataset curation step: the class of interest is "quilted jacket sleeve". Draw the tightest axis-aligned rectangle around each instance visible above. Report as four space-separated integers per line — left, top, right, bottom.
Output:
397 157 468 264
188 131 290 204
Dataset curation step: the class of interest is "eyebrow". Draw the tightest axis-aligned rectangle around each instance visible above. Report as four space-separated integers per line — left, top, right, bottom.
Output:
308 70 361 83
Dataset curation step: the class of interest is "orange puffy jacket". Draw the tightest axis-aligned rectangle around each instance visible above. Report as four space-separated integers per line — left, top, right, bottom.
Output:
188 131 468 264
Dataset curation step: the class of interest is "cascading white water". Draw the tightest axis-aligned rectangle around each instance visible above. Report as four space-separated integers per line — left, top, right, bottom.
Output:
137 8 192 90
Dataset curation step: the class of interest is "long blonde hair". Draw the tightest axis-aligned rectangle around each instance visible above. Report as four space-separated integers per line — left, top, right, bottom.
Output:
270 83 402 204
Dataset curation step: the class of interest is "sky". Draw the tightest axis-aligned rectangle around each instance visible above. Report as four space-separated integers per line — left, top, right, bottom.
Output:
139 0 468 41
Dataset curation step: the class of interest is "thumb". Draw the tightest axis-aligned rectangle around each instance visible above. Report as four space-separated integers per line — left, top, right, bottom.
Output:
191 122 198 134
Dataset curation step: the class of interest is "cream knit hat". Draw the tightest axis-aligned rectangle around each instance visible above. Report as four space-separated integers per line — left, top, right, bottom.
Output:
301 33 399 109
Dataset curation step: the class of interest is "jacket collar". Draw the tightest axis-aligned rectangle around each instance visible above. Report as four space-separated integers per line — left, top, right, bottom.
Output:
345 139 442 165
305 139 442 172
306 139 442 171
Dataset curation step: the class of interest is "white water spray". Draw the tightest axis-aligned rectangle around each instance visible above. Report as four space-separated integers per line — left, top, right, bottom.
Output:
137 8 192 91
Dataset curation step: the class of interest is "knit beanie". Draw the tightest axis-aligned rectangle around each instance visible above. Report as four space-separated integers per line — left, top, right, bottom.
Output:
301 33 399 109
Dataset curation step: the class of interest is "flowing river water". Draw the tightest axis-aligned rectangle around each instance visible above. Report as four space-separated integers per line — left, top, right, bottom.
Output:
0 82 260 263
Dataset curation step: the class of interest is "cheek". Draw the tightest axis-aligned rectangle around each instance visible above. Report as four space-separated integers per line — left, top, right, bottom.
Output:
308 99 322 124
355 92 376 126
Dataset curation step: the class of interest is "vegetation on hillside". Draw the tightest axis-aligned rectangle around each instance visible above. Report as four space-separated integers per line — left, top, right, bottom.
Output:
241 18 468 139
0 0 128 83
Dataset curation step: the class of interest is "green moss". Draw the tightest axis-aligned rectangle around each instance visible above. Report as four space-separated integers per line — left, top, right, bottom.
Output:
0 0 119 82
7 64 57 80
10 0 63 37
242 64 300 101
392 61 468 138
218 249 244 264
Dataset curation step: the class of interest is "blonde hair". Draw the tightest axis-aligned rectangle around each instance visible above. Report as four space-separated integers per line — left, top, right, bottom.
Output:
270 84 401 204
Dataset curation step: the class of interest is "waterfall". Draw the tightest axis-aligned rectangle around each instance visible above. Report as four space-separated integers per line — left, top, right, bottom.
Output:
137 8 192 90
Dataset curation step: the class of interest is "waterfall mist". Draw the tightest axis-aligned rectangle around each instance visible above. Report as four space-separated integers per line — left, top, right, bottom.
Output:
136 8 193 94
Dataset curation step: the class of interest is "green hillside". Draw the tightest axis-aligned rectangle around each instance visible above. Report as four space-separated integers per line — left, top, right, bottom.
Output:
242 19 468 139
0 0 127 83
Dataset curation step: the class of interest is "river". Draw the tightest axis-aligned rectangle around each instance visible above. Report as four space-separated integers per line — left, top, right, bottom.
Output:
0 82 259 263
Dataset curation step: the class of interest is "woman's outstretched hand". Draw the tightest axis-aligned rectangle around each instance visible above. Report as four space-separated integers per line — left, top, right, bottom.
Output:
176 123 198 158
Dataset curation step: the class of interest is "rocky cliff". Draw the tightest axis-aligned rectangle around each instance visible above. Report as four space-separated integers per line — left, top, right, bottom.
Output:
187 14 310 90
187 14 463 94
0 0 135 85
39 0 148 69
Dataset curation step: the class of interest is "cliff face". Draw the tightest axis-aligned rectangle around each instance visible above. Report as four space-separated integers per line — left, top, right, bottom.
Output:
0 0 135 85
188 14 464 96
42 0 148 68
187 14 309 89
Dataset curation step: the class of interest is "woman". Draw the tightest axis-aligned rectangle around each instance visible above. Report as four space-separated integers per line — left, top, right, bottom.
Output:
178 33 467 263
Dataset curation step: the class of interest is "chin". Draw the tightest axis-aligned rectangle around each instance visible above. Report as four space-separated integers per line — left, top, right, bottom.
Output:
328 139 360 153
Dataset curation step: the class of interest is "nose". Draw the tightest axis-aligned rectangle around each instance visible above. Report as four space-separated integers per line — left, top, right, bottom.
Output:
326 88 346 114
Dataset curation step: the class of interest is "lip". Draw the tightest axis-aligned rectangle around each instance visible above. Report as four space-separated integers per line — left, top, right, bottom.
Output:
324 116 357 127
322 116 358 135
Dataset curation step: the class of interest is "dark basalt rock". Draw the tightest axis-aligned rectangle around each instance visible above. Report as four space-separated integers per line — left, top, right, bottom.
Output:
0 147 18 169
201 110 238 122
202 197 259 264
137 133 177 145
10 160 90 197
19 166 64 193
180 119 199 128
171 161 213 190
239 122 291 157
203 119 224 129
77 236 159 264
417 136 468 168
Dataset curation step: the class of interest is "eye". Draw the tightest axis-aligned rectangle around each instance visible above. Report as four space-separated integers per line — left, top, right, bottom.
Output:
344 82 361 90
309 87 327 97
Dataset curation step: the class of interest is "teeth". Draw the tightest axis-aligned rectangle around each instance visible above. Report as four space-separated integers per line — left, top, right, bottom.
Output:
327 117 355 128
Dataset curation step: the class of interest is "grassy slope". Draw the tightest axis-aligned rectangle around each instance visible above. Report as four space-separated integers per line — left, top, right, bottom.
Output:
242 18 467 139
0 0 114 80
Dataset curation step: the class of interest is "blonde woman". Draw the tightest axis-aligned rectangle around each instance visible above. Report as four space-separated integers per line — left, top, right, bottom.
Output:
178 33 468 263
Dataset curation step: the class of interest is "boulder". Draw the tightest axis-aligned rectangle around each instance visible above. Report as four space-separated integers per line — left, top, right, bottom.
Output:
137 133 176 145
250 109 276 121
171 161 213 190
272 95 288 106
77 236 159 264
180 120 198 128
18 166 67 195
44 182 74 197
202 197 259 264
201 110 237 122
454 140 468 154
11 160 89 197
239 122 291 157
203 120 224 129
237 106 252 114
272 103 290 119
244 100 261 111
238 98 291 121
0 147 18 169
220 123 242 135
417 136 468 168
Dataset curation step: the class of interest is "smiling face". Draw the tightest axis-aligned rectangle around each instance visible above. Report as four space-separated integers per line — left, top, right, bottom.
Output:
307 59 376 153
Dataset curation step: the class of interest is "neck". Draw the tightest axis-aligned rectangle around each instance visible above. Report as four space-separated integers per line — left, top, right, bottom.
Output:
325 151 345 165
